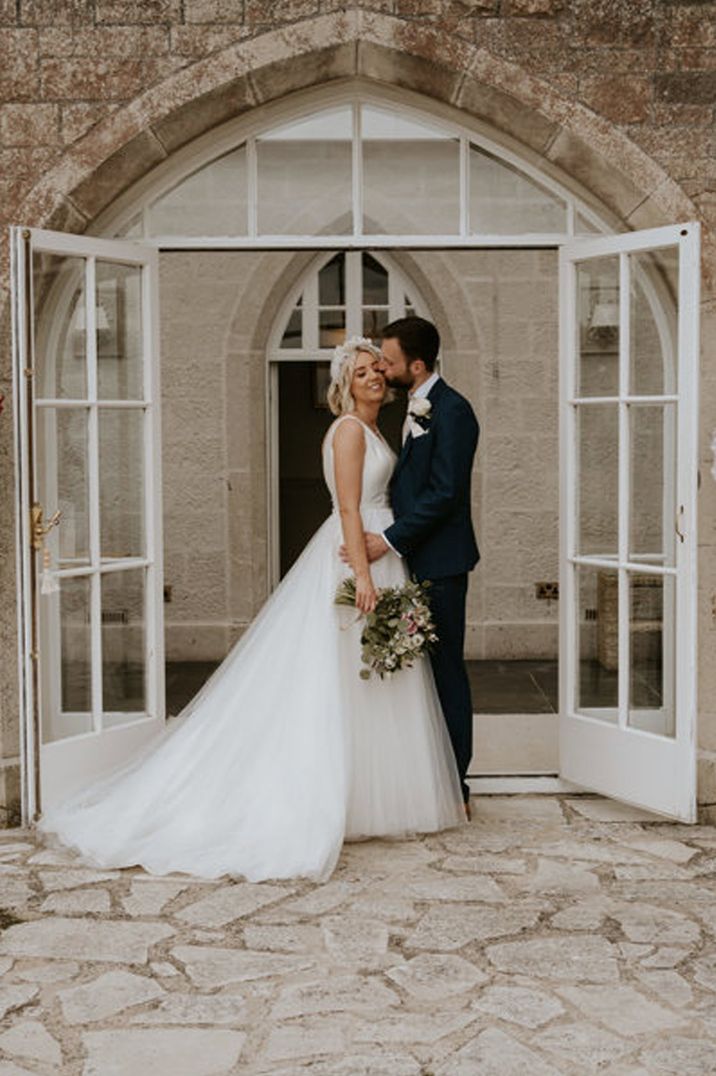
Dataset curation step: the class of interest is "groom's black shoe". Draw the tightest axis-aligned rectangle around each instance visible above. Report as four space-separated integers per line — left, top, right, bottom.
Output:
464 798 472 822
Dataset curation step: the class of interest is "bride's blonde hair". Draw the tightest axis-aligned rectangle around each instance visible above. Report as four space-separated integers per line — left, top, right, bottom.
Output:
326 336 385 417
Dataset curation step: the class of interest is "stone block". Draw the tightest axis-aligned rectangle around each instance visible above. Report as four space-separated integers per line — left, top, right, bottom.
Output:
82 1028 245 1076
184 0 246 21
40 25 169 57
152 75 255 153
654 72 716 106
0 104 60 146
0 919 173 964
58 970 165 1024
504 0 564 13
69 129 167 219
580 75 651 125
171 945 314 988
0 30 40 99
95 0 182 23
437 1026 561 1076
0 1021 62 1067
546 126 646 220
574 1 655 50
40 55 179 101
251 41 356 105
176 882 293 927
555 982 689 1036
357 39 463 105
487 934 619 982
457 76 560 153
532 1020 631 1070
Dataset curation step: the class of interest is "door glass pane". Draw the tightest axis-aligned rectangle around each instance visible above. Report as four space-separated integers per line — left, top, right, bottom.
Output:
147 146 247 237
99 408 145 559
470 147 567 235
257 108 352 235
577 404 618 557
37 407 91 568
577 565 619 722
319 310 346 349
33 252 87 399
363 253 389 304
96 261 144 400
628 573 675 737
319 254 345 306
40 575 93 743
630 247 678 396
630 403 677 568
363 106 460 234
363 308 389 338
280 308 302 349
577 256 620 397
102 568 146 718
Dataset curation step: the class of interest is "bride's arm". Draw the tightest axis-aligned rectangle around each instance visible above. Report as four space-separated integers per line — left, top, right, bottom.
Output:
333 419 377 614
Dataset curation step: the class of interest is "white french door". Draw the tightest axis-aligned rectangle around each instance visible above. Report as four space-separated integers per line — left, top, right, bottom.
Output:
559 222 700 821
11 227 165 819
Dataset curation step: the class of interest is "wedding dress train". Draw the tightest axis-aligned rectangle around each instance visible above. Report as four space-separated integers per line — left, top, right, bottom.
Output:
37 414 465 882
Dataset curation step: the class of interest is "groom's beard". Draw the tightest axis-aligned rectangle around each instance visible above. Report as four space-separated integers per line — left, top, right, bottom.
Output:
384 374 414 390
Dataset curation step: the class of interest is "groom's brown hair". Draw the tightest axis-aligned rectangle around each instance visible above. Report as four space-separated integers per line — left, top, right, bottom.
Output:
381 316 440 372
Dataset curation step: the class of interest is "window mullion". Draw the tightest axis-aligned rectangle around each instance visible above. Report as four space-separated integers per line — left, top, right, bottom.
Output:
617 250 631 730
247 137 258 238
86 256 103 732
352 101 362 239
346 251 361 338
460 137 469 238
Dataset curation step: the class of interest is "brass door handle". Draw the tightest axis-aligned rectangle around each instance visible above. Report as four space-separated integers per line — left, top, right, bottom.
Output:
30 502 62 551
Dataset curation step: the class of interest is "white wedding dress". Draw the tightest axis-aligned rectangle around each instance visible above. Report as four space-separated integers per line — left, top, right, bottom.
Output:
37 414 465 882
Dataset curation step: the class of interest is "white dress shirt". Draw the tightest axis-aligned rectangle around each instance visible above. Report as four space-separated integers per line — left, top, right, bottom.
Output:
383 372 441 557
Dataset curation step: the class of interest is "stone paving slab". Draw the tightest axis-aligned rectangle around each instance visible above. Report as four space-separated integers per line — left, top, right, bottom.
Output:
0 795 714 1074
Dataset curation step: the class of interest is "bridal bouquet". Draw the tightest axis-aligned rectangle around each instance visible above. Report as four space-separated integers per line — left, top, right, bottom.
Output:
335 577 438 680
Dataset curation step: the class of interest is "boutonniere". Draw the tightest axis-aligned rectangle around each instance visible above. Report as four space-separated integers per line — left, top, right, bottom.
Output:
407 397 432 438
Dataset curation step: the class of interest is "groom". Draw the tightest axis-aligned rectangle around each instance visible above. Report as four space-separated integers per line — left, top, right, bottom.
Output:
362 316 479 817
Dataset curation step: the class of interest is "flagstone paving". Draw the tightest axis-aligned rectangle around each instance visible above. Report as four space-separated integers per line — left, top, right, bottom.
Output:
0 795 715 1074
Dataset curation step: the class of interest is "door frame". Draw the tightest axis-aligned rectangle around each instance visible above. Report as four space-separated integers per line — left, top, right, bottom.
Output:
11 226 166 822
559 221 700 822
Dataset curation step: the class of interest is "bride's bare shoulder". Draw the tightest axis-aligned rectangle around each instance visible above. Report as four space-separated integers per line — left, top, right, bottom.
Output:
325 414 366 453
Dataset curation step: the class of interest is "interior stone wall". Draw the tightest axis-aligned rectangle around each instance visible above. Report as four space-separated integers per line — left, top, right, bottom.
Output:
158 247 562 662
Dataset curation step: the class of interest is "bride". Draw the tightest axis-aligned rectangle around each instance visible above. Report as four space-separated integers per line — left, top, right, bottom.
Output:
37 337 466 883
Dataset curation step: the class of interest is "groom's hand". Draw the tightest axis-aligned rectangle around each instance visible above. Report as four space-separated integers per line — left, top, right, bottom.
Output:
365 533 389 562
338 533 389 565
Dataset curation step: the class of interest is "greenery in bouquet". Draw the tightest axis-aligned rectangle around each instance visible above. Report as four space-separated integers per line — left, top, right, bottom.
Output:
335 576 438 680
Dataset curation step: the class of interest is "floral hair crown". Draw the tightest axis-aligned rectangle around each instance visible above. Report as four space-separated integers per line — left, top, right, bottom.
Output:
329 335 380 383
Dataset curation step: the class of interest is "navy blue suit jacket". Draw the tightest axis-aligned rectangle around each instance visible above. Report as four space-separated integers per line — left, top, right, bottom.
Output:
384 377 480 580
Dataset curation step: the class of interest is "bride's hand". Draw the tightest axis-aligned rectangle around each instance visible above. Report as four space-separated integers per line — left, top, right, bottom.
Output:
354 571 377 615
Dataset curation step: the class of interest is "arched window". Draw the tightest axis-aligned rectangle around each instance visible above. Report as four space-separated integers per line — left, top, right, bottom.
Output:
268 250 427 357
116 95 605 244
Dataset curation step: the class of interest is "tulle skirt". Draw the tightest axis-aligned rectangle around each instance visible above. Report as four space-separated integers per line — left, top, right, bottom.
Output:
36 508 465 883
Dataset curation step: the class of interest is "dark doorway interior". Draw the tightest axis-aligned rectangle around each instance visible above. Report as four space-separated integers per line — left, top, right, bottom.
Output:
277 360 405 576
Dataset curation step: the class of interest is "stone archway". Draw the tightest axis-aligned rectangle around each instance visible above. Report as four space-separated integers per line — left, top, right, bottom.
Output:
7 12 695 245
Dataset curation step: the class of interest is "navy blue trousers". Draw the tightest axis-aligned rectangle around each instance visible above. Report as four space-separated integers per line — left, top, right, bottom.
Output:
419 572 473 803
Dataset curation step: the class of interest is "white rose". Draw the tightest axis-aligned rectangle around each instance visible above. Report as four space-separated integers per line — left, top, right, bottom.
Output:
409 397 432 418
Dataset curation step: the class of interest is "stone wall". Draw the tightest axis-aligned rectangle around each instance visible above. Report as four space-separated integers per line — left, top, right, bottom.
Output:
1 1 715 819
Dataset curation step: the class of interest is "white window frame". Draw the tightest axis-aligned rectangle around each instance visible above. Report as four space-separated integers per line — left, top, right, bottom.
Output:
11 226 166 820
94 83 610 249
559 222 700 822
